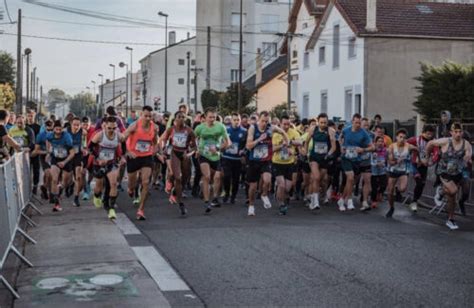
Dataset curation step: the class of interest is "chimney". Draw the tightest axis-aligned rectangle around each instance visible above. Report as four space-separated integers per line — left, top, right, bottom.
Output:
365 0 377 33
169 31 176 45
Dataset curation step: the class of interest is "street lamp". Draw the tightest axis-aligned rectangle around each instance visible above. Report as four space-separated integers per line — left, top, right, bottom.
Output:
24 48 32 112
98 74 104 117
126 46 134 115
158 11 169 112
91 80 96 97
109 64 116 107
119 61 129 118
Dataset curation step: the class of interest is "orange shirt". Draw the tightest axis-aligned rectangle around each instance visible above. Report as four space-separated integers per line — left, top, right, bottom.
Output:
126 119 156 157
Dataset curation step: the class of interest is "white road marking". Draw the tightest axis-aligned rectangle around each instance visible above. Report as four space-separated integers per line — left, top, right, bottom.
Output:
132 246 190 291
114 213 141 235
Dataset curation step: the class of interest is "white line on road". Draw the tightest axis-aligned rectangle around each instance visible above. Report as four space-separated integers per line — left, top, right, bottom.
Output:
114 213 142 235
132 246 190 292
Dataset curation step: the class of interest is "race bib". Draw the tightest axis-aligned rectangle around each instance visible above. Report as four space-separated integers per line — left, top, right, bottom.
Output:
227 142 239 155
73 145 80 154
53 146 68 159
203 143 217 156
136 140 151 153
314 142 328 155
253 144 269 160
280 146 289 161
372 154 386 166
391 162 407 173
98 148 115 161
345 147 358 160
172 132 188 148
447 161 461 175
13 136 25 147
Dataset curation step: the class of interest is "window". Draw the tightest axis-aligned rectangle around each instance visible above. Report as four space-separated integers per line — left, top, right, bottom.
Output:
191 59 196 66
319 46 326 64
355 94 362 115
178 78 185 85
293 50 298 59
231 13 246 27
303 52 310 69
262 42 277 59
302 22 308 29
302 94 310 118
344 89 353 121
231 41 245 55
321 91 328 113
231 69 242 83
191 78 195 85
348 37 357 58
261 14 279 32
178 59 185 65
333 25 340 69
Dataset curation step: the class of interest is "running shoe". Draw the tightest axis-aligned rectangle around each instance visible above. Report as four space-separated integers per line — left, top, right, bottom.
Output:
82 192 90 201
65 184 74 198
337 199 346 212
385 207 395 218
446 219 459 230
279 205 288 216
40 185 49 200
211 198 221 208
93 196 103 209
108 208 117 220
261 195 272 209
204 202 212 214
179 203 187 217
169 194 177 204
133 197 140 205
136 210 146 220
360 201 371 212
326 187 333 200
434 186 444 207
248 205 255 216
347 199 355 211
73 197 80 207
165 180 173 194
371 202 378 209
409 202 418 212
52 203 63 212
309 196 320 211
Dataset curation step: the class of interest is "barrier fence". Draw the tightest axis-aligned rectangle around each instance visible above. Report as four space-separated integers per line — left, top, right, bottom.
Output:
0 152 42 299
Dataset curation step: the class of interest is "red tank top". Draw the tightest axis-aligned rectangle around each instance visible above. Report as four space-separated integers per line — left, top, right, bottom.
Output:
126 119 156 157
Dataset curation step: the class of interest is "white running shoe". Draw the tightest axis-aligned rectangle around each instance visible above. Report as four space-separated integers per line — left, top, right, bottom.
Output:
337 199 346 212
261 195 272 209
360 201 370 212
446 219 459 230
347 199 355 211
326 187 333 201
409 202 418 212
248 205 256 216
309 196 320 210
434 186 444 207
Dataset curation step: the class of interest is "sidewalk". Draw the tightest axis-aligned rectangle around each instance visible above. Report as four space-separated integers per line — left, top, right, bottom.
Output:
11 200 170 308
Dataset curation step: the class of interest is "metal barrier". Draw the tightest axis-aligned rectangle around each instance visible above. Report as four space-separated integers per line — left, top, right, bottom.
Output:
0 152 43 299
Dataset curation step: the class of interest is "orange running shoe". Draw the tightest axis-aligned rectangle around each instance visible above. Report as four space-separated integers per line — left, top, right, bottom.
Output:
136 210 146 220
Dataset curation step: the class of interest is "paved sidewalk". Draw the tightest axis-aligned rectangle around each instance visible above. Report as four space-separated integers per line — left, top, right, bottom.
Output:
12 200 170 308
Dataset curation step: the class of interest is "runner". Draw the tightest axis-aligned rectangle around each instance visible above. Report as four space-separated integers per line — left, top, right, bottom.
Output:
9 115 35 152
194 108 230 213
160 111 196 216
306 113 336 210
272 115 302 215
385 129 418 218
246 111 288 216
358 118 375 211
81 116 95 200
338 114 374 212
46 120 75 212
33 119 54 200
221 113 247 204
123 106 159 220
89 116 125 220
370 136 388 209
426 123 472 230
26 110 42 195
407 125 436 212
67 117 84 207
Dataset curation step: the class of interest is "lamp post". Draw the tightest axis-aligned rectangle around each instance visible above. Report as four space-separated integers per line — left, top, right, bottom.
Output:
98 74 104 118
119 61 129 118
126 46 133 115
24 48 31 113
109 64 116 107
158 11 169 112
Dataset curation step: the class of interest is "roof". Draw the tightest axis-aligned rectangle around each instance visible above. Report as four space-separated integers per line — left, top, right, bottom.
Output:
243 55 288 92
307 0 474 49
139 36 196 63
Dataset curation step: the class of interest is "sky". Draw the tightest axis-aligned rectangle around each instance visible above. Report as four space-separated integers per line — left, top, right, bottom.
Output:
0 0 196 95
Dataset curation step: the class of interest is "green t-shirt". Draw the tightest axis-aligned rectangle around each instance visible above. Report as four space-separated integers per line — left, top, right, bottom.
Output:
195 122 228 161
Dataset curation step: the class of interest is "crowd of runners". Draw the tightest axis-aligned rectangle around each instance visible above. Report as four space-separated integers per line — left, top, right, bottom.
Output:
0 105 472 230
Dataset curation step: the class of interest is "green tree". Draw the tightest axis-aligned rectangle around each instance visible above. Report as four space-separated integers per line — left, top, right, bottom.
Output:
414 62 474 121
0 51 16 86
0 84 16 110
201 89 222 111
220 83 256 115
69 92 97 118
270 102 300 120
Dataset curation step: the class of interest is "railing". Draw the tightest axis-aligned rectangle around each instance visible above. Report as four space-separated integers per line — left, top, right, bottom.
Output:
0 152 42 299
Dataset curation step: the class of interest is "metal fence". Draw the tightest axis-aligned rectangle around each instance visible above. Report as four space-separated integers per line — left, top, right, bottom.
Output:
0 152 43 299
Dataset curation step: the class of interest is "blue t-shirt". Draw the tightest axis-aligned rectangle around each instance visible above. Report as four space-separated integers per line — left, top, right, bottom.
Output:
47 131 73 159
341 127 371 161
35 130 49 151
223 126 247 160
67 128 82 153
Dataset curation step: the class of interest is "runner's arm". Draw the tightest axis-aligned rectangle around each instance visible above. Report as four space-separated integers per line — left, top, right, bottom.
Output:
426 138 448 157
122 121 137 140
464 140 472 163
328 127 337 156
305 126 315 155
272 125 288 142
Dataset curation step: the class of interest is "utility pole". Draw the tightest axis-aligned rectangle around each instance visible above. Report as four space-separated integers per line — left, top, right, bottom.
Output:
109 64 116 107
16 9 22 112
238 0 244 113
206 26 211 90
158 11 169 112
98 74 104 117
31 67 36 103
191 68 203 114
287 0 293 113
36 77 39 102
186 51 191 106
38 85 43 115
24 48 31 110
126 46 133 116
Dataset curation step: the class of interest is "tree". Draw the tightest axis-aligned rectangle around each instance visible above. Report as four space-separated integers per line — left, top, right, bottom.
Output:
220 84 256 115
201 89 221 111
0 84 16 110
0 51 16 86
69 92 97 118
270 102 300 121
47 88 67 113
414 62 474 121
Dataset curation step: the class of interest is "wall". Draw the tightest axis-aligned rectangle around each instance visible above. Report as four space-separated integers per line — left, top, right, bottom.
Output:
255 72 287 112
298 5 365 120
365 38 474 121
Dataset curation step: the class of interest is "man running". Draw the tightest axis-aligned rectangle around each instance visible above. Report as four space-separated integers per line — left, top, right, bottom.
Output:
9 115 35 152
67 117 84 207
46 120 75 212
123 106 158 220
33 120 54 200
306 113 336 210
426 123 472 230
272 115 301 215
194 108 230 212
26 110 41 195
338 114 374 211
160 111 196 216
89 116 125 220
246 111 288 216
221 113 247 204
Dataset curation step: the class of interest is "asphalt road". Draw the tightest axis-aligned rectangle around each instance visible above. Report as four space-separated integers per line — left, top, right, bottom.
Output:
118 187 474 307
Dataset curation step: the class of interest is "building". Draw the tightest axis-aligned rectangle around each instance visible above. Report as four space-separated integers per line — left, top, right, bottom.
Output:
140 36 196 113
195 0 290 110
297 0 474 121
243 55 288 112
100 71 143 115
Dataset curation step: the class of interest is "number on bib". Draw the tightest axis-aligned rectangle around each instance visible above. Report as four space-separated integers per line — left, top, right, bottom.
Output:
173 132 187 148
253 144 269 159
53 147 68 159
99 148 115 161
345 147 358 159
314 142 328 155
136 140 151 153
227 142 239 155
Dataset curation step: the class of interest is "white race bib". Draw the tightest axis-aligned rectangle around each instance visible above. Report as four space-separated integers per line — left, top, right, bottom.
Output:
253 144 269 160
172 132 188 148
98 148 115 161
345 147 358 159
203 143 217 155
136 140 151 153
314 142 328 155
227 142 239 155
13 136 25 147
53 146 68 159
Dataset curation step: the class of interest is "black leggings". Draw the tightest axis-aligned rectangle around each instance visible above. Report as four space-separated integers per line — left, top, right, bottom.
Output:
222 158 242 198
413 165 428 202
371 175 387 201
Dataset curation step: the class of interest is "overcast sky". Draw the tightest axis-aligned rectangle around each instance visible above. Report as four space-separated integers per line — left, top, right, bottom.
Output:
0 0 196 95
